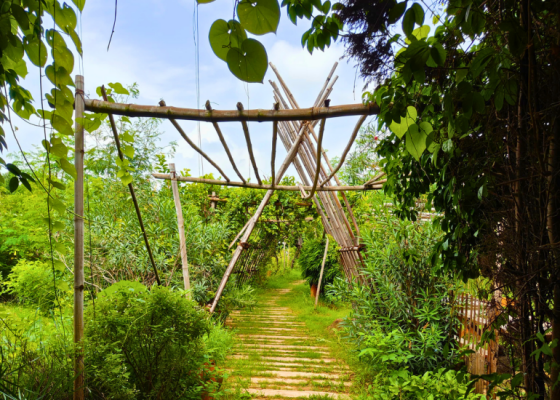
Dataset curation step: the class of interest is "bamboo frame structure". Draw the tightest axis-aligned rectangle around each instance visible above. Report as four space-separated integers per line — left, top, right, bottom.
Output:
82 64 381 314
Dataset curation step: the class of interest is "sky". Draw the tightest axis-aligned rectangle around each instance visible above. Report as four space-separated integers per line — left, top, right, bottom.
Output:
7 0 378 182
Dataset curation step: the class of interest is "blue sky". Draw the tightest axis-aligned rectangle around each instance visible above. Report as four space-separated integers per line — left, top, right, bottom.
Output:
8 0 377 182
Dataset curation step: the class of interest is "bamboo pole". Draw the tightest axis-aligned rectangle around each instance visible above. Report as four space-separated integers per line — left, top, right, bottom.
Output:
321 115 367 186
271 102 279 188
237 102 262 185
229 219 251 249
302 115 326 200
210 120 310 313
159 100 230 182
169 163 191 298
83 98 380 122
315 237 329 309
364 171 386 186
73 75 85 400
151 174 382 191
101 86 162 286
205 101 246 183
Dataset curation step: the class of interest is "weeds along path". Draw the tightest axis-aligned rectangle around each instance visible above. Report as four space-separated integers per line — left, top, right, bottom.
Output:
225 282 351 399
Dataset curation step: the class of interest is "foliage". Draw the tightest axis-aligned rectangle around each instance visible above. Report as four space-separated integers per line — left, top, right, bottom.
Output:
0 0 84 191
361 367 484 400
85 281 210 399
332 124 386 186
298 234 340 288
327 206 459 374
2 259 71 312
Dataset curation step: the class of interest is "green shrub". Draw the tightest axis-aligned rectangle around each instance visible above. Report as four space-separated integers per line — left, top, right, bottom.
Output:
85 281 210 399
298 235 340 289
361 368 485 400
2 259 71 312
327 207 459 375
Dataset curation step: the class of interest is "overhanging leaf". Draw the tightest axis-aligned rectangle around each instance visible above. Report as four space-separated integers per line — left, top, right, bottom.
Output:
405 123 426 161
209 19 247 61
23 37 48 67
52 114 73 136
59 158 77 180
227 39 268 83
389 106 417 139
237 0 280 35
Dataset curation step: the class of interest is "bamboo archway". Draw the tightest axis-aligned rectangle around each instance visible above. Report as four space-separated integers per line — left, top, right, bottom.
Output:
77 63 381 321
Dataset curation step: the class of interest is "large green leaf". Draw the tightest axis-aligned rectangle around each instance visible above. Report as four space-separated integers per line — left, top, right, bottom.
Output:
59 158 77 179
237 0 280 35
389 106 417 139
52 46 74 72
52 114 74 136
209 19 247 61
405 123 426 161
227 39 268 83
23 37 48 67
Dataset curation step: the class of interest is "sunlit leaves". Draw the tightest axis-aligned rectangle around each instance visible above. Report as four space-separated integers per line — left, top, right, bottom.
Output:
72 0 86 12
23 37 48 67
390 106 417 139
59 158 77 180
237 0 280 35
227 39 268 83
209 19 247 61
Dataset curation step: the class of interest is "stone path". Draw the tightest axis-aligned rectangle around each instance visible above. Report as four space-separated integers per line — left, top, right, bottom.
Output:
225 286 351 399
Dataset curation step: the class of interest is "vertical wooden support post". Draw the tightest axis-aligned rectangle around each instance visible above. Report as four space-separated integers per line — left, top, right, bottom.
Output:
73 75 85 400
315 237 329 309
211 192 217 209
169 163 191 298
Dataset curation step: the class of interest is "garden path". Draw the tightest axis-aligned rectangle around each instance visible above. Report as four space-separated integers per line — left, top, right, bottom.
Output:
225 282 352 399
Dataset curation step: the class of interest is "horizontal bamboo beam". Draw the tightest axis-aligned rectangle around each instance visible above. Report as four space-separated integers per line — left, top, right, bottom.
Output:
84 99 379 122
152 173 383 192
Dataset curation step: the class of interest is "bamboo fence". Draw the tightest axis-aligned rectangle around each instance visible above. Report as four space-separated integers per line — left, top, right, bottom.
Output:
456 293 499 394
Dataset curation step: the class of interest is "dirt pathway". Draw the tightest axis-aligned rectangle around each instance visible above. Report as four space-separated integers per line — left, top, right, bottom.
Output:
225 285 351 399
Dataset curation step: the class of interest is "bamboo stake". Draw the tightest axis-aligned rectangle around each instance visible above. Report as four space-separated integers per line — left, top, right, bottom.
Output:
210 121 310 313
205 101 246 183
169 163 191 298
237 102 262 185
84 98 380 122
321 115 367 186
159 100 230 182
315 237 329 309
102 86 162 286
151 174 382 191
271 102 279 188
313 62 338 106
74 75 85 400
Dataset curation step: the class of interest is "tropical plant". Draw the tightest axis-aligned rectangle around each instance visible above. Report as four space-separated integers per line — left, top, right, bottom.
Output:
298 234 340 289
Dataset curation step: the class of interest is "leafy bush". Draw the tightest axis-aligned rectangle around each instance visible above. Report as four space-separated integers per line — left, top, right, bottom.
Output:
328 207 459 374
2 259 71 312
85 281 210 399
298 235 340 289
360 368 484 400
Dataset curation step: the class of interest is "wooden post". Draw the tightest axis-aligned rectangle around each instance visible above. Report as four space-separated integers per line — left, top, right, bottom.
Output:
73 75 85 400
170 163 191 298
210 191 217 209
315 237 329 309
